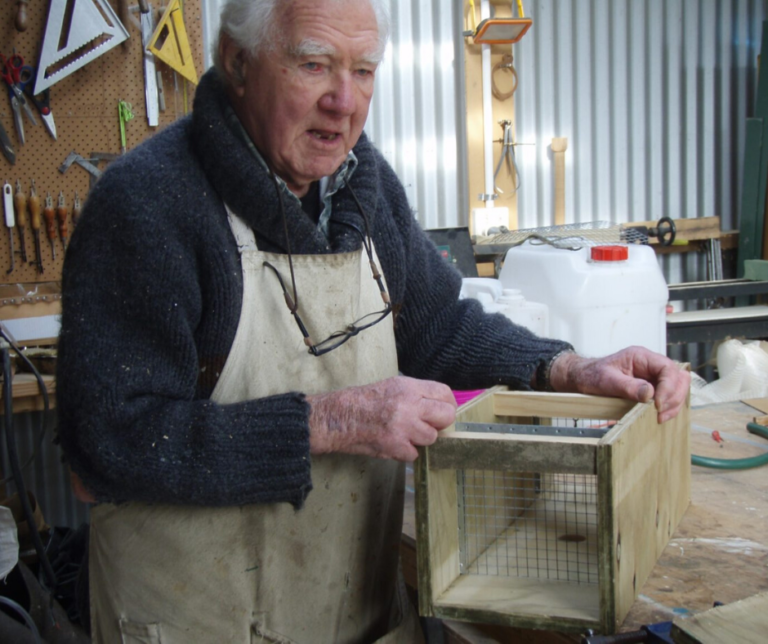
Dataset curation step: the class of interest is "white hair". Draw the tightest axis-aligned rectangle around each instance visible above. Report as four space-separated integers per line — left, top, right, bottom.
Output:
213 0 390 80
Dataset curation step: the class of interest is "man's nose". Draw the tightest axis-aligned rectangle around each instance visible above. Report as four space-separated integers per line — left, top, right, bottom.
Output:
320 73 357 115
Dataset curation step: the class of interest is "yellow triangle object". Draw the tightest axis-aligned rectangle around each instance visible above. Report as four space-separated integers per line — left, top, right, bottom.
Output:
147 0 198 85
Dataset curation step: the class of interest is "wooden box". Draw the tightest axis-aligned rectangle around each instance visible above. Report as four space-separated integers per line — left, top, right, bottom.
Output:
415 388 690 635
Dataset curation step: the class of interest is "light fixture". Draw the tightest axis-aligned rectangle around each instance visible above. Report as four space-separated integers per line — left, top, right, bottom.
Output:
472 17 532 45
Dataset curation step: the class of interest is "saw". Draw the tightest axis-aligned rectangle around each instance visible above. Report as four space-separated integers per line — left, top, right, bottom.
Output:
35 0 129 96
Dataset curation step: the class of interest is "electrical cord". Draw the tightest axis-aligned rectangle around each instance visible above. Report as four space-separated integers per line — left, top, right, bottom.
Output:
492 54 518 101
1 336 58 627
0 324 50 485
0 596 43 644
691 422 768 470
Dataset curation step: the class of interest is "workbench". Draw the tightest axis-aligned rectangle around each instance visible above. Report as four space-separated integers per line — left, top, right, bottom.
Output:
402 399 768 643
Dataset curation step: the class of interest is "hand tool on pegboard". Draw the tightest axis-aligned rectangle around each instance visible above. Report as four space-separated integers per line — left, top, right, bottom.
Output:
14 0 29 32
72 192 82 229
43 192 56 260
13 180 27 265
18 66 57 141
0 121 14 165
59 151 102 179
2 182 15 274
57 191 68 251
118 100 134 153
27 180 43 274
147 0 198 85
1 52 38 145
35 0 129 95
137 0 161 126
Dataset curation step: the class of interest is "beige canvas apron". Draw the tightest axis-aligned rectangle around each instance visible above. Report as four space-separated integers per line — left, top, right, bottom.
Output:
88 210 423 644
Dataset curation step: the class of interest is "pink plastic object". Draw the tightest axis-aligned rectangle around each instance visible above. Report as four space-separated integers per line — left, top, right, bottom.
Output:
453 389 485 407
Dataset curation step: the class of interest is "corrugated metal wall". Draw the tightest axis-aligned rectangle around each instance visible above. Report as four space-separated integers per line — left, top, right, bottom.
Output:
515 0 767 282
365 1 468 229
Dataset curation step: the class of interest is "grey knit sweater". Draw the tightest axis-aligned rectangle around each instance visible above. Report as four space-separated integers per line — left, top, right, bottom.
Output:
56 70 571 508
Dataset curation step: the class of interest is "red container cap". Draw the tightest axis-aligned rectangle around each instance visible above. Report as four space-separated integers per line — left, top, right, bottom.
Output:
591 245 629 262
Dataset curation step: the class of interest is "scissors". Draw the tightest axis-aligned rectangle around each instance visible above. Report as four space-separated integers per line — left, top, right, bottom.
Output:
0 53 38 144
17 66 56 141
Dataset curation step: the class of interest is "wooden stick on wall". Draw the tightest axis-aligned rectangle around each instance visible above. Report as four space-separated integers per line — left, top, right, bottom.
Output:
552 137 568 226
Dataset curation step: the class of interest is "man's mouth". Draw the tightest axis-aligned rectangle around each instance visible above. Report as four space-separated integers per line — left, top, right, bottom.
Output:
310 130 340 141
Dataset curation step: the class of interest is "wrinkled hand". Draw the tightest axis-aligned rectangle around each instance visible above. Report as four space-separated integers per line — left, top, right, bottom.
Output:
549 346 690 423
307 376 457 461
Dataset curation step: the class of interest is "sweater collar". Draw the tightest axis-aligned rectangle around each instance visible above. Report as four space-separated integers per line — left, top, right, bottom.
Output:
191 69 379 254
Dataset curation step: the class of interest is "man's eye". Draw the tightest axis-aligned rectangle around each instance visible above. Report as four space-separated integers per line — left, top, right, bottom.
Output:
356 69 374 78
303 62 322 71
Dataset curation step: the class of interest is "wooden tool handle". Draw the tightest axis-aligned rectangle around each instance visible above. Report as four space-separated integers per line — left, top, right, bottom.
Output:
57 192 68 240
14 181 26 225
15 0 28 32
28 189 40 230
43 195 56 240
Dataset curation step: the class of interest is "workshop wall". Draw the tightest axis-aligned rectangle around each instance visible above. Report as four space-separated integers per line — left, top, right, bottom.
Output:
0 0 203 289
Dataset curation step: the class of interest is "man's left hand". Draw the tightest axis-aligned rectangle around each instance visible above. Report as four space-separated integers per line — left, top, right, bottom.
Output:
548 346 690 424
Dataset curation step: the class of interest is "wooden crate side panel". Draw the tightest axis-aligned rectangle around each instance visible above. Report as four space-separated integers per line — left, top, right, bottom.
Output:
596 441 617 633
429 432 597 474
604 401 691 630
416 450 460 616
492 392 635 420
432 575 601 633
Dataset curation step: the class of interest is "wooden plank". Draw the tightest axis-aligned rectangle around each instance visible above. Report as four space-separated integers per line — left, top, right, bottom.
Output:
434 574 601 633
493 391 635 421
429 432 597 474
0 374 56 414
444 621 578 644
671 591 768 644
416 449 461 617
601 398 691 632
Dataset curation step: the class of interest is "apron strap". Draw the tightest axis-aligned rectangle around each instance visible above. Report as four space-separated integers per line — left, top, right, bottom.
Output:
224 204 258 253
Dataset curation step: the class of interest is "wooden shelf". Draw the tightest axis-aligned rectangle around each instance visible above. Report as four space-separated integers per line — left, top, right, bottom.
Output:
0 373 56 413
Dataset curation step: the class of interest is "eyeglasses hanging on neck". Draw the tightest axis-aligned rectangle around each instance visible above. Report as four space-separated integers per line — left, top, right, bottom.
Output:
263 172 392 357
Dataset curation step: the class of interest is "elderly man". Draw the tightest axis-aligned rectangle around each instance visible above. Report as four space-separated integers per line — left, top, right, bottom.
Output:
56 0 689 642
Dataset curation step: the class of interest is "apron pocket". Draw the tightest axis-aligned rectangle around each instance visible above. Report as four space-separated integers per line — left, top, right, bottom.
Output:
251 620 297 644
119 618 163 644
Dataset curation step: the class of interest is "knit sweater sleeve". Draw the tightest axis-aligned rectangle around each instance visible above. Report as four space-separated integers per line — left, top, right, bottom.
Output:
56 127 312 508
370 155 572 390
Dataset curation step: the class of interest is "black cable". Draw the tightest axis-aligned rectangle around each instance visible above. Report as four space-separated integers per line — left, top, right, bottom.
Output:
0 596 43 643
0 324 50 485
1 339 58 619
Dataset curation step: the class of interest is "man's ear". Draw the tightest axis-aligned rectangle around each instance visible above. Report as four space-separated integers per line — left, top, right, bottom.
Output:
219 33 247 94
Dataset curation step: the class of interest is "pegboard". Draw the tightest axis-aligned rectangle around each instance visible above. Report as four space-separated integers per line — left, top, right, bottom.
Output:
0 0 203 289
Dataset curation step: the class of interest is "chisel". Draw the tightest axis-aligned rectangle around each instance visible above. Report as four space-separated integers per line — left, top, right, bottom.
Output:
28 180 43 273
14 179 27 262
57 191 68 250
43 192 56 260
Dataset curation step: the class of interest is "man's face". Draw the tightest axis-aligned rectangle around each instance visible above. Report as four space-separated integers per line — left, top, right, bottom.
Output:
226 0 381 197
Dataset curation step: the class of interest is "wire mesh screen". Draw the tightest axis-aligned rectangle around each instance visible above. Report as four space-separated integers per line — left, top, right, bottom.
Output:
458 470 599 585
477 221 649 250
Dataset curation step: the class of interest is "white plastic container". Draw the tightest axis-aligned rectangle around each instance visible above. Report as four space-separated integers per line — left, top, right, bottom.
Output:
460 278 549 337
498 242 668 357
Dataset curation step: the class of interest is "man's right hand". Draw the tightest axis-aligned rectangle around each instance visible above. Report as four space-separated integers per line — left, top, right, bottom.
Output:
306 376 457 462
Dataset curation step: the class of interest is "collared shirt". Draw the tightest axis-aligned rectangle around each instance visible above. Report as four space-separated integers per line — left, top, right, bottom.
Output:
224 104 358 240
